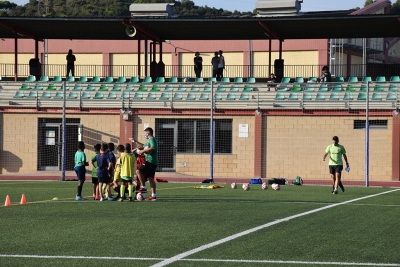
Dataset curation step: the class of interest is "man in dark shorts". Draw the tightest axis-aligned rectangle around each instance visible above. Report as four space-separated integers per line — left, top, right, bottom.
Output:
92 143 113 201
323 136 349 194
130 127 158 201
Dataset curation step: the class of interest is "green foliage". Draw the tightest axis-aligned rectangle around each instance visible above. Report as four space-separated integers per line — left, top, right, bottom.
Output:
364 0 375 7
391 0 400 14
0 0 17 16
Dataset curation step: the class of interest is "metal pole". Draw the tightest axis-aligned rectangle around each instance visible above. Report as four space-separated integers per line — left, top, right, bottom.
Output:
210 81 214 183
362 38 366 78
365 81 369 187
62 80 67 181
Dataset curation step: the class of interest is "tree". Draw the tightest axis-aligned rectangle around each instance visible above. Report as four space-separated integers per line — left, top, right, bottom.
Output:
0 1 17 16
364 0 375 7
391 0 400 14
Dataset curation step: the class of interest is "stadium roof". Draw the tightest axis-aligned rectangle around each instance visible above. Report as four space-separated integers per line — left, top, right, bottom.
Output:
0 14 399 42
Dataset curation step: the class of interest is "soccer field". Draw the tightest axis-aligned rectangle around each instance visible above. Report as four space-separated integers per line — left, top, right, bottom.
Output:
0 181 399 267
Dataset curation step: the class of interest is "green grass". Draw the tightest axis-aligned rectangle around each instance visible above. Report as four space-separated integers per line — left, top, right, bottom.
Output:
0 182 399 267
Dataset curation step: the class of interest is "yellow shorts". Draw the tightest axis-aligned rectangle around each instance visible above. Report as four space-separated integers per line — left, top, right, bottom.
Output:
113 166 121 182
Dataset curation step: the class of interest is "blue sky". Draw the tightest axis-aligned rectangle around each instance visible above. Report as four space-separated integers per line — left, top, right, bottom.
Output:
10 0 395 12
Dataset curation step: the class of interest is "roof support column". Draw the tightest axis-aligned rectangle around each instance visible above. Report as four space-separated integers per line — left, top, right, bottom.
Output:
144 37 148 77
14 32 18 82
254 111 263 178
268 38 272 76
138 38 141 78
279 39 282 60
35 38 39 59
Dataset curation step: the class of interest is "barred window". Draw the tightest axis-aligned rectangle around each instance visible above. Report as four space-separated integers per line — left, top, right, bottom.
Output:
353 120 387 129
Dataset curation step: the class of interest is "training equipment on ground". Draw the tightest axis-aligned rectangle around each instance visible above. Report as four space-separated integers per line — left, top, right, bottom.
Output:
242 183 250 191
52 197 59 201
231 182 237 189
136 192 145 201
20 194 27 204
4 195 11 206
272 183 280 191
261 182 268 190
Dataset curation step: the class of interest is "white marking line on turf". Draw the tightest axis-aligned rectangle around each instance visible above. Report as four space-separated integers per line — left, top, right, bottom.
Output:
150 188 400 267
0 255 399 267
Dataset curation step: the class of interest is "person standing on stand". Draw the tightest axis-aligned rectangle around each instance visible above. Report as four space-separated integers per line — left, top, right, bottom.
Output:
194 52 203 78
211 52 219 79
217 50 225 81
66 49 76 77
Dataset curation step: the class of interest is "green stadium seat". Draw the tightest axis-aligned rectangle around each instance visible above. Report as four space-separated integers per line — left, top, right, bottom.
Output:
13 91 25 98
376 76 386 82
329 93 339 101
27 91 38 98
159 92 170 100
199 93 209 101
386 92 397 100
142 76 152 83
81 92 91 99
348 76 358 82
229 86 239 92
129 76 139 83
246 77 256 83
281 77 290 83
220 77 230 83
291 84 302 92
155 77 165 83
93 92 104 99
137 84 147 91
85 84 96 91
41 92 51 99
173 93 183 101
242 87 253 92
234 77 243 83
214 93 222 100
125 84 134 91
277 85 288 92
390 76 400 82
216 86 226 92
334 76 344 82
91 76 101 83
66 76 75 82
389 84 398 91
107 92 117 99
67 92 78 99
103 76 113 83
373 85 384 92
357 93 367 100
186 93 196 100
120 91 130 99
190 85 200 92
294 77 304 83
343 92 354 100
33 84 44 90
274 93 285 100
303 93 312 101
133 92 143 100
52 76 62 83
79 76 87 83
46 84 57 91
146 92 156 100
332 84 342 92
239 93 249 100
315 92 326 101
60 84 69 91
116 76 126 83
371 92 382 101
72 84 82 91
98 84 108 91
25 75 36 82
168 77 178 83
203 85 211 92
362 76 372 82
318 84 328 92
226 93 236 100
308 77 317 82
177 85 186 92
195 77 204 83
288 93 298 100
54 92 63 99
163 84 173 92
359 84 368 92
150 84 161 92
19 84 30 90
208 77 217 83
304 85 315 92
346 84 356 92
111 84 122 91
39 76 49 82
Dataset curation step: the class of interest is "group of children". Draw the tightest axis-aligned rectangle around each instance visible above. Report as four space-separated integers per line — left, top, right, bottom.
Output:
74 141 146 201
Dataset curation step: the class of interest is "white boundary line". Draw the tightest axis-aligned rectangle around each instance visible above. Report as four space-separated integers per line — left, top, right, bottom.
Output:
150 189 400 267
0 254 400 266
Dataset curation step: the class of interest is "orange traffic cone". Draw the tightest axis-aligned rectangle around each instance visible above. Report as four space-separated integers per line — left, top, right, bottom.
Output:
20 194 27 205
4 195 11 206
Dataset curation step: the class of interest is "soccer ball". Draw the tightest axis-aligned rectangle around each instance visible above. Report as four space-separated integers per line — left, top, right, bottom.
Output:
231 182 237 189
261 182 268 190
271 183 280 191
136 192 145 201
242 183 250 191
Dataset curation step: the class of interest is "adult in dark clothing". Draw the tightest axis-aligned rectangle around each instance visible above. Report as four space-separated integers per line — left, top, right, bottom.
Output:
194 52 203 78
66 49 76 77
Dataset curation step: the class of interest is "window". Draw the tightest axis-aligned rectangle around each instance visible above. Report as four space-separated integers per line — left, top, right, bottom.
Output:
353 120 387 129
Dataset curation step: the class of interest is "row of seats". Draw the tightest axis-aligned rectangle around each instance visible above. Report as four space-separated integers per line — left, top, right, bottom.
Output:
275 92 397 101
283 76 400 83
276 83 400 92
21 75 256 84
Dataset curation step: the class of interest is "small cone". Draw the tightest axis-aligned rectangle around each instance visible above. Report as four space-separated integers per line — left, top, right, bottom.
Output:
4 195 11 206
20 194 27 205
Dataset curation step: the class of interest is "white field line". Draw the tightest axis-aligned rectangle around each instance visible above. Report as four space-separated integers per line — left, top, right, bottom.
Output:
150 189 400 267
0 254 400 266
